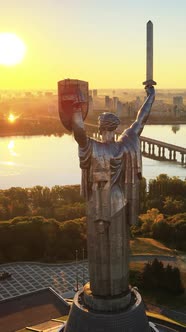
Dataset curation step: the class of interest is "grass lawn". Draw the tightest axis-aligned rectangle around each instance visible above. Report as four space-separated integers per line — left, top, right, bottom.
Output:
142 288 186 312
130 237 173 255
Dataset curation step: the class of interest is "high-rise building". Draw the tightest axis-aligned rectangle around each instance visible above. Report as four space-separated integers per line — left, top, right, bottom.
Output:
116 101 123 117
113 97 119 111
105 96 110 108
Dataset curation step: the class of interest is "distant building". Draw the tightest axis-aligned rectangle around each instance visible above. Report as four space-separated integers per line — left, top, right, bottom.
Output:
88 95 93 114
105 96 110 108
173 96 183 107
173 96 184 118
89 95 93 103
89 90 92 97
25 92 33 97
37 91 43 97
113 97 119 111
93 89 98 98
116 101 123 117
45 92 53 97
135 96 141 109
109 98 113 110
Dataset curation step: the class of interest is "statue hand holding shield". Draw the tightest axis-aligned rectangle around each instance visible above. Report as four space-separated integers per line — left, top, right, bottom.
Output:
58 79 89 132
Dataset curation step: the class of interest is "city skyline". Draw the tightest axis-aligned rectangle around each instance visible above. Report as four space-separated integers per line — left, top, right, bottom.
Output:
0 0 186 89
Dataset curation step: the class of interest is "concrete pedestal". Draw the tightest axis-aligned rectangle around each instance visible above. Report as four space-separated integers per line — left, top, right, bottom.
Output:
83 282 131 312
64 287 150 332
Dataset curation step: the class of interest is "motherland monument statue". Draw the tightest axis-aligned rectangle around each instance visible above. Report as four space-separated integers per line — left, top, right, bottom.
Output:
58 20 157 332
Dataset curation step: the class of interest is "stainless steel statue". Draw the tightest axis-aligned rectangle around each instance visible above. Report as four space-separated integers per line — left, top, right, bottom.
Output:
58 21 157 332
58 80 155 298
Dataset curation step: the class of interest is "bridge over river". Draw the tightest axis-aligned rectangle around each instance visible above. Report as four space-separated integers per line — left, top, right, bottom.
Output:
140 136 186 165
85 123 186 165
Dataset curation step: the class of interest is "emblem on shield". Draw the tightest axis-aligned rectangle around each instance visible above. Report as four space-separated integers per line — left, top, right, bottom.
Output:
58 79 89 131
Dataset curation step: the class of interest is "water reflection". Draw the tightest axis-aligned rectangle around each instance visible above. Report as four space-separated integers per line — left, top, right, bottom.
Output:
0 161 15 166
8 140 14 149
142 124 186 147
8 140 18 156
0 125 185 189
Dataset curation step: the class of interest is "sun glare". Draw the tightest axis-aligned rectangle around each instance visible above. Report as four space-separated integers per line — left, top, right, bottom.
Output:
8 140 15 150
0 33 26 66
8 113 17 123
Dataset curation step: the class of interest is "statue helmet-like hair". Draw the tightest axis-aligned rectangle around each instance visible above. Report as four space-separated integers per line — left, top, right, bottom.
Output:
98 112 120 134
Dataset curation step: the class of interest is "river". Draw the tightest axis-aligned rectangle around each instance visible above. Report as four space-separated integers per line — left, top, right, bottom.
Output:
0 124 185 189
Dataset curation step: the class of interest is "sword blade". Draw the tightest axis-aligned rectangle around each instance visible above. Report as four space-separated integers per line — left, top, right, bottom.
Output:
143 20 156 86
147 20 153 81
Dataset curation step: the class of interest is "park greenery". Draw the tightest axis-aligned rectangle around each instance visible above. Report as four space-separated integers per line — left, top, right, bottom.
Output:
0 216 86 263
142 259 184 295
0 174 185 264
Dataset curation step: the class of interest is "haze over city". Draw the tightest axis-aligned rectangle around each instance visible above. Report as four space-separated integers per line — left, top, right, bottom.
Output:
1 0 186 90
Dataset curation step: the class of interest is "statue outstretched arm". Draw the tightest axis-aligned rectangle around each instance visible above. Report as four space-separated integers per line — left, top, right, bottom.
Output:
124 86 155 137
72 109 88 148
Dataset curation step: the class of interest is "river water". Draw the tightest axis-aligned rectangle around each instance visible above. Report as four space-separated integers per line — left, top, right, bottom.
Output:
0 124 185 189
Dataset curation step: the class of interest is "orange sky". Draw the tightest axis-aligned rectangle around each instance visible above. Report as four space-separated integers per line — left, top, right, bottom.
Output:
0 0 186 90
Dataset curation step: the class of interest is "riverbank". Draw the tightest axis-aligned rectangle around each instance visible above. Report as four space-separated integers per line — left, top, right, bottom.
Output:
0 119 185 138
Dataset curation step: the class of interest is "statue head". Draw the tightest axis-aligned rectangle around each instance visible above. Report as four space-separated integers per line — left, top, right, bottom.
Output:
98 112 120 135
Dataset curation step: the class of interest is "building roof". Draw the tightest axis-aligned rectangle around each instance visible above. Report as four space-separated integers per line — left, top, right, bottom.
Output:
0 288 70 332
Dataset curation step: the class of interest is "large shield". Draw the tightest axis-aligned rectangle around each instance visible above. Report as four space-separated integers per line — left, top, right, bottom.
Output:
58 79 89 131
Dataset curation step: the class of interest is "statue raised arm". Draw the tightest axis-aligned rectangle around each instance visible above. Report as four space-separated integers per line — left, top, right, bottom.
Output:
121 85 155 137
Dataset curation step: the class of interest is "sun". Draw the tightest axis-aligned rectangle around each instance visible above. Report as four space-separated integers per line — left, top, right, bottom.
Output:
0 32 26 66
8 113 17 123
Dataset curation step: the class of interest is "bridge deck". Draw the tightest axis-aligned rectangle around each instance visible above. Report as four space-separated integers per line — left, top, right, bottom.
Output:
140 136 186 153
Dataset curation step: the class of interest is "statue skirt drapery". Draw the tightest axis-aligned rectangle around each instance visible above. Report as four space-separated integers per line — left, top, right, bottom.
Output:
87 201 130 297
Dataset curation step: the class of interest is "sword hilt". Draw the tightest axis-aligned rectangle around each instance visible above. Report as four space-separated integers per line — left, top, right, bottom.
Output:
142 79 157 86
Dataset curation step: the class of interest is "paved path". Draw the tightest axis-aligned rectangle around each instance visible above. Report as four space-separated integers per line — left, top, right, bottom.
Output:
0 256 185 327
0 262 89 302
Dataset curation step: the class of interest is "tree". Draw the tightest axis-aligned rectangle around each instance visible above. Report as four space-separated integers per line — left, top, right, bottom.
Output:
139 208 164 236
42 218 59 261
152 220 171 242
147 174 186 214
54 202 85 222
57 217 87 260
163 196 184 215
142 259 184 295
6 187 29 217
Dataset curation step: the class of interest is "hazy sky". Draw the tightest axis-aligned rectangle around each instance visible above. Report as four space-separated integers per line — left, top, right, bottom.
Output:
0 0 186 89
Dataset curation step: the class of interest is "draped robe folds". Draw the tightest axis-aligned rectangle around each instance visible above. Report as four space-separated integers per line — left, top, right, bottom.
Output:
79 128 142 297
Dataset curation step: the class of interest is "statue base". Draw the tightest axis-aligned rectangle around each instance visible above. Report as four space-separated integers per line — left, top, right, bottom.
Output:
64 287 151 332
83 282 131 312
